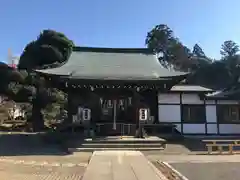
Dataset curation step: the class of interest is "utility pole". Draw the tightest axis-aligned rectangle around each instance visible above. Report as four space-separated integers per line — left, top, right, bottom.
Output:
8 48 13 66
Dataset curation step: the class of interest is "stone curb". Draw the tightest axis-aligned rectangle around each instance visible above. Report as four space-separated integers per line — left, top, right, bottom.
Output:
161 161 189 180
148 161 169 180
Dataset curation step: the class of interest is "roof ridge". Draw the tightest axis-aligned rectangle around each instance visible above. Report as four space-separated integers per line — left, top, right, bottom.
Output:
73 46 154 54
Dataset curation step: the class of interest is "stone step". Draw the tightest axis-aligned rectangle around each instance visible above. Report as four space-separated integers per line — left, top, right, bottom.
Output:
69 147 165 152
75 143 165 149
64 136 167 153
82 138 166 144
81 143 164 146
82 141 165 144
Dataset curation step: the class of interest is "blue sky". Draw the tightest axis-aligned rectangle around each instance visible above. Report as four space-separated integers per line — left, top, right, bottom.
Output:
1 0 240 62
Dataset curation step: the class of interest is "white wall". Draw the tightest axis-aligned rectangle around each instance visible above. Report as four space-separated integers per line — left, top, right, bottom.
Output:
158 93 180 104
158 92 240 135
158 93 206 134
158 105 181 123
182 94 204 104
207 124 218 134
205 100 215 104
206 105 217 123
183 124 205 134
217 100 238 104
219 124 240 134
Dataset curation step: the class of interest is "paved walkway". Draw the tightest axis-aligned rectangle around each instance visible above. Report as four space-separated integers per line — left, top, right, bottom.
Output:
82 151 168 180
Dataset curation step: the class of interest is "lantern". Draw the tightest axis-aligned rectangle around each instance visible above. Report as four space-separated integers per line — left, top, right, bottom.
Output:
99 98 103 106
139 108 148 121
72 115 79 123
107 99 113 108
82 108 91 121
119 99 124 106
128 97 132 105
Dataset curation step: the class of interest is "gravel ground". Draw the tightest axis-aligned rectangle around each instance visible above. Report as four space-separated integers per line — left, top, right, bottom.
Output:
0 152 92 165
0 161 86 180
171 162 240 180
0 132 93 179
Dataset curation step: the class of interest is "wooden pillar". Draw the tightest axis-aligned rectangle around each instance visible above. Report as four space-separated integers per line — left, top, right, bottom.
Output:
88 91 101 131
67 81 72 124
132 89 140 127
132 88 144 138
154 89 159 124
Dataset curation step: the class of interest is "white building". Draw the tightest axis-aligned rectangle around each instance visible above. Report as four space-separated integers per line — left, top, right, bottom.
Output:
159 85 240 135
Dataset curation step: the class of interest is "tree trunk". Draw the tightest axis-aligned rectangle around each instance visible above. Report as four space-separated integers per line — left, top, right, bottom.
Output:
32 104 44 131
31 86 44 132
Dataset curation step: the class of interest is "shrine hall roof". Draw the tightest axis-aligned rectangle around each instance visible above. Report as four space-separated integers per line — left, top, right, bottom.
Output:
36 47 189 81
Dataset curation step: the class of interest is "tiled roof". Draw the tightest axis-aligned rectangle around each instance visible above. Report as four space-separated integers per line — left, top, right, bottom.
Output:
36 47 188 81
171 85 213 92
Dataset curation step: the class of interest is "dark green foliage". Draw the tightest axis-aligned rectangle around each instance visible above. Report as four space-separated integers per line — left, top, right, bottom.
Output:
193 44 206 58
145 24 175 55
187 61 233 89
145 24 183 69
220 40 239 58
0 63 23 83
145 24 209 71
0 29 74 131
18 29 74 70
145 24 240 89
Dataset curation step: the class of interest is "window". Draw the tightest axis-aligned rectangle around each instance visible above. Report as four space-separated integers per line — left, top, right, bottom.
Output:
182 105 206 123
217 105 240 123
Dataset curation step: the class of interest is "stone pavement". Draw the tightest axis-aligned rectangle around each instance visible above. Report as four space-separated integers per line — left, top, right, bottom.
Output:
171 162 240 180
82 151 168 180
146 154 240 163
146 154 240 180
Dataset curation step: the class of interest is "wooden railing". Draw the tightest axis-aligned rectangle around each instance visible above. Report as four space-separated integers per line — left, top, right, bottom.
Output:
203 139 240 154
96 123 137 136
95 123 177 136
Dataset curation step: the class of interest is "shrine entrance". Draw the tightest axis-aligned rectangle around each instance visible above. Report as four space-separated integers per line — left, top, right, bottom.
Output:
96 95 137 136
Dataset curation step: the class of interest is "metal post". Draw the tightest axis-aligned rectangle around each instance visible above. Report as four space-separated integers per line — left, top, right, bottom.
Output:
128 124 130 135
113 99 117 130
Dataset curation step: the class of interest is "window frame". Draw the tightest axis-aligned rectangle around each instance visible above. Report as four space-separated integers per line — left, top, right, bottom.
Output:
182 104 206 123
217 105 240 123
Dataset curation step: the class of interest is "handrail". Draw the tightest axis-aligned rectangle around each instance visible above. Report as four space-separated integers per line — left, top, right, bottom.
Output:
95 122 176 136
96 123 136 136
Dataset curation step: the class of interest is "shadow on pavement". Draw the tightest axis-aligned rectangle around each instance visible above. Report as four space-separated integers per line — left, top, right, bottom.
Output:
167 137 207 152
155 134 207 154
0 132 69 156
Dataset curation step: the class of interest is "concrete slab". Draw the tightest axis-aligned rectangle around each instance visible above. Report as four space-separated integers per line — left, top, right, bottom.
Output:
82 151 168 180
85 136 166 142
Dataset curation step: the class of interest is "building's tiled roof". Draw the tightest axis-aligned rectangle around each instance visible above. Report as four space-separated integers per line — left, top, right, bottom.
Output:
36 47 188 81
205 83 240 99
171 85 213 92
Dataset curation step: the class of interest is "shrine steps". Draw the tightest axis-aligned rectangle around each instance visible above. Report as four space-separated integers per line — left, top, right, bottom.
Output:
68 147 165 152
66 136 166 152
